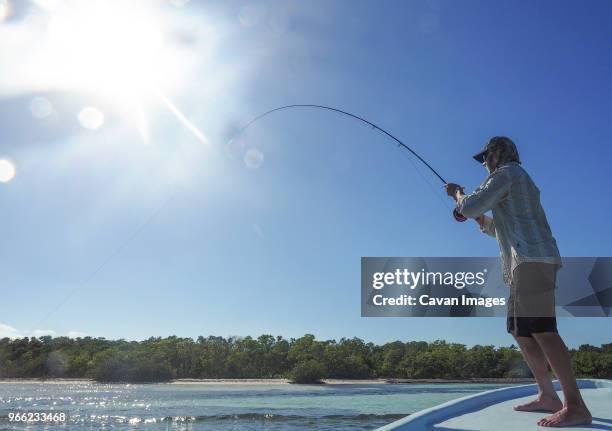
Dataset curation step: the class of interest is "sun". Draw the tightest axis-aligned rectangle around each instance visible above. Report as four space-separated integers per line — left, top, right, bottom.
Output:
44 1 170 102
35 1 211 145
20 0 212 148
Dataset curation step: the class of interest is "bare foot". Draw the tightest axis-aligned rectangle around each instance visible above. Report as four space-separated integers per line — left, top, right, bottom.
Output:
537 405 592 427
514 395 563 412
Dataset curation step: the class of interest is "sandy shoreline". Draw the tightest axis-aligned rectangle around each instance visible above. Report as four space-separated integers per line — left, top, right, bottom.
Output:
0 378 379 385
0 377 534 385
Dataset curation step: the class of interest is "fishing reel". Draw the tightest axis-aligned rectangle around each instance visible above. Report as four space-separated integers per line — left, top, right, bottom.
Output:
453 208 467 222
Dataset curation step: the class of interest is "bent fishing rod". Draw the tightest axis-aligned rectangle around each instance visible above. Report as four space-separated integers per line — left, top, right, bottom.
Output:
35 104 465 325
233 104 467 222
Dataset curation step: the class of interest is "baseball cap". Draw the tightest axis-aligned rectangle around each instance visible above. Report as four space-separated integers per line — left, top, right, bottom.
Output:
473 145 489 164
473 136 520 164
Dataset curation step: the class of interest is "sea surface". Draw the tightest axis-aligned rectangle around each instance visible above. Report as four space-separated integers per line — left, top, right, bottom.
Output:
0 382 510 430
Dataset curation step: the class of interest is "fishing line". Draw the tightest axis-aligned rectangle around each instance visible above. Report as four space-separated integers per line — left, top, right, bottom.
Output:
398 149 453 212
36 104 466 326
233 104 465 221
35 193 177 327
368 123 453 212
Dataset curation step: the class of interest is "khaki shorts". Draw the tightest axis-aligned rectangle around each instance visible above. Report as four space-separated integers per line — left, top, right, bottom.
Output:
507 262 558 337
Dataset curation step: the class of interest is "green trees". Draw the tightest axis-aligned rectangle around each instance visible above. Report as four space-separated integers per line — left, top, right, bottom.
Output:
90 348 174 383
0 335 610 383
288 359 326 383
323 338 373 379
572 344 612 378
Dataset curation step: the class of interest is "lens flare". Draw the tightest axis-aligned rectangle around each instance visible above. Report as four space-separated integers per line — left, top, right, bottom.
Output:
155 89 208 145
78 107 105 130
0 158 16 183
244 149 264 169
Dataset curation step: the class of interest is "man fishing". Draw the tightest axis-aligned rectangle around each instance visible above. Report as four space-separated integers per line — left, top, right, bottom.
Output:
445 137 592 428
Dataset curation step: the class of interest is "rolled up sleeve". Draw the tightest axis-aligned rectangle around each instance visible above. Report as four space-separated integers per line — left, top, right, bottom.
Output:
456 169 512 219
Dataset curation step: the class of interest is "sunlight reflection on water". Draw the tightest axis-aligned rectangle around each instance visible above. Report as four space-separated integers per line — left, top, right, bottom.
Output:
0 382 505 430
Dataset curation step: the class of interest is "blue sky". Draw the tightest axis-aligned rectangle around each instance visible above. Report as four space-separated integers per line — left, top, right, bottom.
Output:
0 0 611 347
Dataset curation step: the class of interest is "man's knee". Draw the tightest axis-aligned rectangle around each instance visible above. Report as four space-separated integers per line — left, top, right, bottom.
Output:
515 335 537 348
532 332 564 346
532 332 560 341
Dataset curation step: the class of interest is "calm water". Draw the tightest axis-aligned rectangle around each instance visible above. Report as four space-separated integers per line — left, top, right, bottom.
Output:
0 382 508 430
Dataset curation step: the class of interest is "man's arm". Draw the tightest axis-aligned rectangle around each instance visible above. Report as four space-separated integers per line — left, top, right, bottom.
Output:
454 169 513 219
445 186 497 237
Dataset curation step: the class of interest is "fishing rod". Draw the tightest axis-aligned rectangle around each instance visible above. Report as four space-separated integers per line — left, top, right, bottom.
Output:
36 104 465 325
233 104 467 222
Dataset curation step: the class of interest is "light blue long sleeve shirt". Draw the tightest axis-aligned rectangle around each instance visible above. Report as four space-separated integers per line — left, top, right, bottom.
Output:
456 162 561 284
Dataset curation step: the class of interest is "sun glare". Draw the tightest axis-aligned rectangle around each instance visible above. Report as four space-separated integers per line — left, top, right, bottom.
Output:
33 1 212 146
0 159 16 183
0 0 11 22
45 2 167 101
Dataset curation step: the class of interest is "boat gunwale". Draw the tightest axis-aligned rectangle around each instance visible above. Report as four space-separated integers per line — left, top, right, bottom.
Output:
375 379 612 430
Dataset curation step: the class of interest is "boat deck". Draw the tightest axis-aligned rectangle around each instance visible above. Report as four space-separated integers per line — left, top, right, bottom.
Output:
436 386 612 430
377 379 612 431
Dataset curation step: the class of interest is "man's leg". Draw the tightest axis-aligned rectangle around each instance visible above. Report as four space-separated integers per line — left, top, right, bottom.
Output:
513 335 562 412
532 332 592 427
